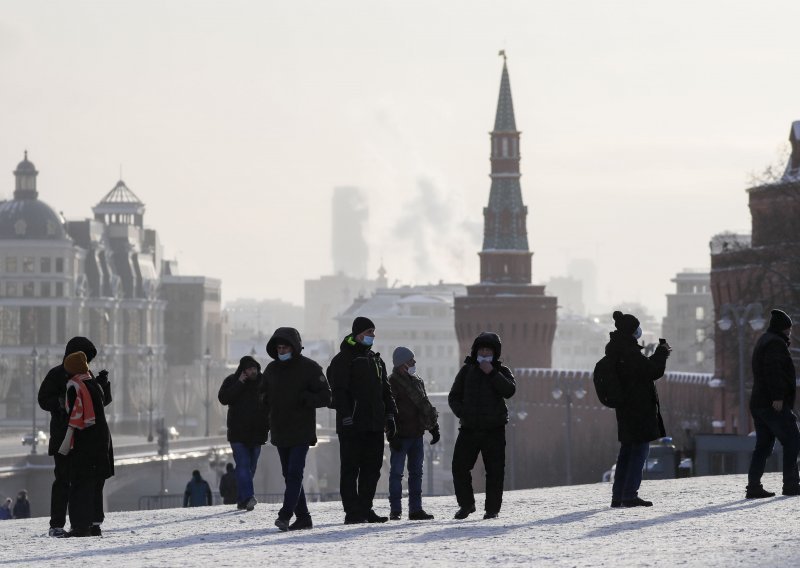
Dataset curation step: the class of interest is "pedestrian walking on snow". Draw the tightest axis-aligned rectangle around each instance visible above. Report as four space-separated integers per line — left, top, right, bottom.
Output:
183 470 212 507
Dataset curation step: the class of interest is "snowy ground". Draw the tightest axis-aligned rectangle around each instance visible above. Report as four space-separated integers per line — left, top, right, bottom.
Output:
2 472 798 567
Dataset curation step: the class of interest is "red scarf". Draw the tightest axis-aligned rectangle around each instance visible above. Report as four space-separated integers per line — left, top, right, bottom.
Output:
64 373 96 448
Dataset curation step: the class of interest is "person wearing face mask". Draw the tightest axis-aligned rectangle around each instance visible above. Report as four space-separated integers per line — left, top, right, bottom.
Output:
448 332 516 520
746 309 800 499
261 327 331 531
327 316 398 524
387 347 439 521
218 355 269 512
606 310 671 508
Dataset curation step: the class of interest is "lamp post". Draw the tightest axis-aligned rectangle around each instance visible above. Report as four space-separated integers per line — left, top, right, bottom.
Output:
552 384 586 485
717 302 765 435
203 347 211 437
30 347 38 455
147 347 155 442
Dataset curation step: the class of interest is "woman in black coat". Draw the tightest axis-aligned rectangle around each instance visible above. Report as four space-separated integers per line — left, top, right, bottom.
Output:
606 311 670 508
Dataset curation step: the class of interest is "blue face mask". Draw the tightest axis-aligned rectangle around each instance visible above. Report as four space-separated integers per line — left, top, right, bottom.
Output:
476 355 493 364
633 327 642 340
361 335 374 346
278 352 292 361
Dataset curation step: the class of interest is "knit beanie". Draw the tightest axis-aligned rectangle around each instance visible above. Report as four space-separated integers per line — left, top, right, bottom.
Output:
612 310 640 335
392 346 414 369
352 316 376 336
64 351 89 375
769 309 793 331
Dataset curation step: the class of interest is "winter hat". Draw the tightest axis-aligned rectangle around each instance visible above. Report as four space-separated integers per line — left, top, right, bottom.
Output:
769 309 793 331
352 316 376 336
65 336 97 363
64 351 89 375
392 346 414 369
612 311 640 335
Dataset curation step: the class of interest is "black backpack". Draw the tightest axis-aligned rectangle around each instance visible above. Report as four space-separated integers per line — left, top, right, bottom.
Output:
593 355 622 408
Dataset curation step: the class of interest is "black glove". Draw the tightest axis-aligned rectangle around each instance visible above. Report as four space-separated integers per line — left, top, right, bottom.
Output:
390 437 403 452
429 427 440 445
96 369 109 385
385 416 397 440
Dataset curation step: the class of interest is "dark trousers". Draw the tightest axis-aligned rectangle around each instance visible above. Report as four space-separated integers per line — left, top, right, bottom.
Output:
277 445 310 521
748 407 800 489
50 453 70 529
612 442 650 501
451 427 506 514
338 430 384 518
68 474 105 530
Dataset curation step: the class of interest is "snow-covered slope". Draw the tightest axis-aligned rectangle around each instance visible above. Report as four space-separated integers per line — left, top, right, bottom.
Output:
2 472 797 567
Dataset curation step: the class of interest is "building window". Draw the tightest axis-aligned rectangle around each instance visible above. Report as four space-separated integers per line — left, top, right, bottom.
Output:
502 138 509 157
22 257 35 273
696 328 705 343
696 307 705 320
22 282 35 297
696 350 705 363
55 282 64 297
5 257 17 273
41 282 51 297
41 257 51 273
55 258 64 273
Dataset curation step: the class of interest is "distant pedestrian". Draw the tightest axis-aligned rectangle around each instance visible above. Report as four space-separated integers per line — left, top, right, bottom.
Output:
218 355 269 511
449 332 516 520
13 490 30 519
57 351 114 537
261 327 331 531
327 316 398 524
219 463 238 505
388 346 439 521
746 309 800 498
0 498 12 520
183 470 212 507
38 336 107 537
606 311 670 508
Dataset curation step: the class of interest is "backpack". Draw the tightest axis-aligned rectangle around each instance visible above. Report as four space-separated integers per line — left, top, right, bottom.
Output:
593 355 622 408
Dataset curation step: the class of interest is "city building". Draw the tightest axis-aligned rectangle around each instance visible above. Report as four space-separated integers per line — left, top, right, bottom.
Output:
332 186 368 279
661 270 714 374
551 314 607 370
224 297 303 363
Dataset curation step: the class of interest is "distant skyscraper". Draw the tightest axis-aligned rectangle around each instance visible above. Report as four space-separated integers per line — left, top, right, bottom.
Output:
332 186 368 278
567 258 598 314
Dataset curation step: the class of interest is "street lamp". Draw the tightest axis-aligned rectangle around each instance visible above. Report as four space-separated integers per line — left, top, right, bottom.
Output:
30 347 38 455
203 347 211 437
147 347 155 442
717 302 765 435
552 383 586 485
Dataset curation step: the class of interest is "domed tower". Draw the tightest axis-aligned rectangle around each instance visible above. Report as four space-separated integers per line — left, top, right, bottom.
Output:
454 56 558 368
0 152 81 423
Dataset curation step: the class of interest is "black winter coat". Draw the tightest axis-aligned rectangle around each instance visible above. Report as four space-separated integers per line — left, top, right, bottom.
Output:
390 371 438 438
750 329 797 410
218 357 270 446
219 471 238 504
66 373 115 479
327 335 397 434
261 327 331 447
448 360 516 430
605 331 669 444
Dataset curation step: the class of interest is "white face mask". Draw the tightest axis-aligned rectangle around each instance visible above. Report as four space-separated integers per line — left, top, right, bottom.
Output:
476 355 493 364
406 365 416 376
633 327 643 340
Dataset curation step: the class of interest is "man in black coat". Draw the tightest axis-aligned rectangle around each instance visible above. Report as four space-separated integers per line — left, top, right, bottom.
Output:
261 327 331 531
218 355 269 511
448 332 516 520
219 463 238 505
606 311 670 508
37 337 107 537
327 316 398 524
746 309 800 498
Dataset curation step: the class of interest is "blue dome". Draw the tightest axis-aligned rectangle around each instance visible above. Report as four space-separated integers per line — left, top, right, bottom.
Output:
0 198 68 241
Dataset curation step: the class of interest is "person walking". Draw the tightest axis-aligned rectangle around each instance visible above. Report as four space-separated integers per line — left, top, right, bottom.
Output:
746 309 800 498
606 310 670 508
261 327 331 531
38 337 104 537
218 355 269 511
327 316 398 524
219 463 238 505
12 490 30 519
388 346 439 521
183 470 212 507
449 332 516 520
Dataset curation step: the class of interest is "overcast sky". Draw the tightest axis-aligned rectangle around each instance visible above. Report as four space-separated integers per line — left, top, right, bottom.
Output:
2 1 799 316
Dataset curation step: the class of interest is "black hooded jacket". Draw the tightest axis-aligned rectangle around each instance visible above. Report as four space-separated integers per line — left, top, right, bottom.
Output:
448 332 516 430
218 355 269 445
38 337 107 456
327 334 397 434
750 327 797 410
605 330 669 444
260 327 331 447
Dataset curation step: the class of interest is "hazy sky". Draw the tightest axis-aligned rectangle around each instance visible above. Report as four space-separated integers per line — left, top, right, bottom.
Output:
2 1 799 317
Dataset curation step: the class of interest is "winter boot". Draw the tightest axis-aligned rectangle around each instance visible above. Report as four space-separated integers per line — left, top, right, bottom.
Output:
288 516 313 531
274 518 290 532
746 485 775 499
483 512 499 519
344 513 366 524
622 497 653 507
48 527 67 537
610 500 622 508
408 510 434 520
366 510 388 523
781 485 800 496
389 511 402 520
90 524 102 536
63 527 92 538
454 505 476 520
245 496 257 511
